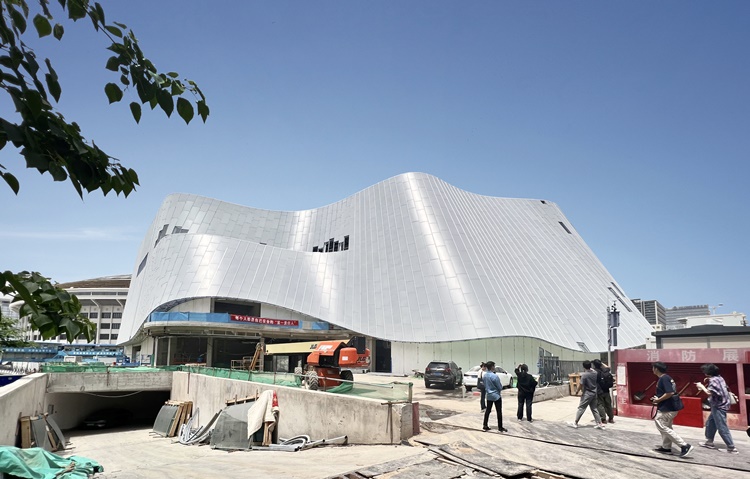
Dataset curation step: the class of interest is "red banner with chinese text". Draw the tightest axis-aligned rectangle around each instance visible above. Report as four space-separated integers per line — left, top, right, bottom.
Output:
229 314 299 327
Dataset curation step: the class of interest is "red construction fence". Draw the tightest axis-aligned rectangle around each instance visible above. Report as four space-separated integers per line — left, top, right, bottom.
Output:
615 347 748 430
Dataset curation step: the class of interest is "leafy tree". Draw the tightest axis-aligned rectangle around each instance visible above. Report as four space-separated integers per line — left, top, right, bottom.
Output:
0 306 29 347
0 0 209 342
1 271 92 342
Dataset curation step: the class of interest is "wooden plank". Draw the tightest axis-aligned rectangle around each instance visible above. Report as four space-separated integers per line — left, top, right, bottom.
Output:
20 417 32 449
434 442 534 477
386 460 465 479
167 403 184 437
356 451 436 478
174 403 188 437
47 428 59 451
225 395 257 406
248 343 262 371
416 427 740 479
45 416 67 450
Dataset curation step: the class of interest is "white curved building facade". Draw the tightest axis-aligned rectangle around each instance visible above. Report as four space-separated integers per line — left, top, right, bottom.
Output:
121 173 652 374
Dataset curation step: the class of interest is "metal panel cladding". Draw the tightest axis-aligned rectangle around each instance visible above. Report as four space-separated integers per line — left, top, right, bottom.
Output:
121 172 654 352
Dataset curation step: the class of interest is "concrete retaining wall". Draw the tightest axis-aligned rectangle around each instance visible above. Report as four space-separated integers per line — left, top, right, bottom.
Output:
0 374 48 446
171 372 414 445
533 384 570 402
45 371 173 393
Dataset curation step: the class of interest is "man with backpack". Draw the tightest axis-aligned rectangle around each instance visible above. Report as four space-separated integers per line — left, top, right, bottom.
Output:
567 360 605 429
593 359 615 424
651 361 693 458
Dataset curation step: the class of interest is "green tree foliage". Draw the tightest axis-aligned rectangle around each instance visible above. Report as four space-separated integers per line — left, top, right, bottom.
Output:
0 0 209 197
0 0 209 342
1 271 93 342
0 304 30 347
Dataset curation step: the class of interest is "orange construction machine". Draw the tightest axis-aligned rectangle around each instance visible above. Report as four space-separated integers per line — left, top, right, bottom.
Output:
304 337 370 390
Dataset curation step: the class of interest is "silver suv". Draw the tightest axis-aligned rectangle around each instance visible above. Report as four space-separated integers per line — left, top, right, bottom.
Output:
424 360 463 389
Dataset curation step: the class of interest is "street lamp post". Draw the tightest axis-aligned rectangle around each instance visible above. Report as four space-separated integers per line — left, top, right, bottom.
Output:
711 303 724 315
607 302 619 408
607 302 619 366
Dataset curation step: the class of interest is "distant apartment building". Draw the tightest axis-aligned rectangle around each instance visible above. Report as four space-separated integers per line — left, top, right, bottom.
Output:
15 275 129 344
1 295 19 321
631 299 667 328
665 304 710 330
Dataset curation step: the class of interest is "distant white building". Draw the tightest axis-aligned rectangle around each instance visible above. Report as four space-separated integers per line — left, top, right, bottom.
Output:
681 312 747 328
665 304 710 330
13 275 129 344
1 295 19 321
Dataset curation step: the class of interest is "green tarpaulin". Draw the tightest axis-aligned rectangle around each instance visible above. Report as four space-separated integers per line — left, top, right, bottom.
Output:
0 446 102 479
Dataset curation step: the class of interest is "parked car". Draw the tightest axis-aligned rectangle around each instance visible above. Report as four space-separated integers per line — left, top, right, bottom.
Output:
424 361 463 389
463 365 513 392
82 408 133 429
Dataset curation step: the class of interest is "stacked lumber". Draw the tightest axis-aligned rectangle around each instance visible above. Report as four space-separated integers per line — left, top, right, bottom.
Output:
166 400 193 438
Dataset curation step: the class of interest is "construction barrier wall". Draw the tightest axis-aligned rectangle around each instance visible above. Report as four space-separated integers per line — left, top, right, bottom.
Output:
0 374 48 446
616 348 749 430
171 371 415 444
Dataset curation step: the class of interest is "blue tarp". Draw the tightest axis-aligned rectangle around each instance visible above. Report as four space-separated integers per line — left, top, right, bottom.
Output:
0 446 102 479
0 375 24 387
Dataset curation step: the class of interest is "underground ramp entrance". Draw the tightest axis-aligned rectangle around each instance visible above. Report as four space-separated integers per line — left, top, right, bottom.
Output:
47 390 171 431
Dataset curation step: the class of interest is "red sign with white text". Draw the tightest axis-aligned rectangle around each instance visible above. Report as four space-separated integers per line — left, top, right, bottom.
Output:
229 314 299 327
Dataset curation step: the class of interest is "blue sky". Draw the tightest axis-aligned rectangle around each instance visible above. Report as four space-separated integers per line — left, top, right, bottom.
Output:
1 2 748 317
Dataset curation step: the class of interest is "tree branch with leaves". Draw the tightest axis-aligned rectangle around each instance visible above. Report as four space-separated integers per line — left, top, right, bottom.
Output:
0 0 209 342
0 303 30 347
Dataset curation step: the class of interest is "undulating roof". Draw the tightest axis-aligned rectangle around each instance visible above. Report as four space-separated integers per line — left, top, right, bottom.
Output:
121 172 653 351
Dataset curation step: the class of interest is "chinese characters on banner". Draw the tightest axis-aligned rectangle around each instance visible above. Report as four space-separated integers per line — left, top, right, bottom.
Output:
229 314 299 327
645 349 740 363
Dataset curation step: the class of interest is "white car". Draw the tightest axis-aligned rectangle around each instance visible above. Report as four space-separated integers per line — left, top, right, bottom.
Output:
463 365 512 392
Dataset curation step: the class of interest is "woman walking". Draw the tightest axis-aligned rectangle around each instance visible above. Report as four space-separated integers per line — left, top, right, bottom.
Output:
697 363 738 454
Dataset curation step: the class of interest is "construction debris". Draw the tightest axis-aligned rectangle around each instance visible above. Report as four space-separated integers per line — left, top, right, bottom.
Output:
18 414 67 452
172 390 347 453
152 400 193 438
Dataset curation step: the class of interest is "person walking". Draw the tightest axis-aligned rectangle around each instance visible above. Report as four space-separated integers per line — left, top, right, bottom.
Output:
515 363 537 422
593 359 615 424
482 361 507 432
651 361 693 458
696 363 738 454
478 362 487 412
567 360 605 429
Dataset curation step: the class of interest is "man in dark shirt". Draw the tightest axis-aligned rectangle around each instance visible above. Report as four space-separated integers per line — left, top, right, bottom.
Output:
593 359 615 424
567 360 604 429
651 361 693 457
515 363 537 422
